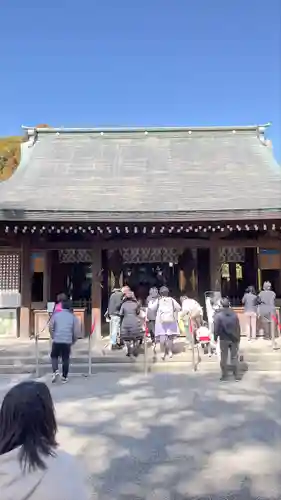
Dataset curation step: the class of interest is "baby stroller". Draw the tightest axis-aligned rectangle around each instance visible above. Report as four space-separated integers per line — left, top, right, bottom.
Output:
196 321 217 356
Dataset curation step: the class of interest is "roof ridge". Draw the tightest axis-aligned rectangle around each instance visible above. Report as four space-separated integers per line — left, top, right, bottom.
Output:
21 123 272 135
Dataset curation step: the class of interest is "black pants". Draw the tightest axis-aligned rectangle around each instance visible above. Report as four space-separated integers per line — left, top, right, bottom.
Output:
220 340 239 378
51 342 71 378
125 339 140 357
148 320 155 343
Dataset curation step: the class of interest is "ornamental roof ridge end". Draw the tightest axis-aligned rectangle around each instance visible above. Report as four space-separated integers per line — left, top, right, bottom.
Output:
21 123 272 136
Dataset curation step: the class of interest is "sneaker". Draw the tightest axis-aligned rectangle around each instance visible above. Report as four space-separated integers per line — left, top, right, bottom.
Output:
220 375 228 382
52 371 60 384
61 377 69 384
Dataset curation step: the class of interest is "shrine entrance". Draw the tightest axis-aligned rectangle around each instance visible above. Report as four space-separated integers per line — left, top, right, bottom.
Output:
50 249 92 311
123 262 177 303
107 246 197 304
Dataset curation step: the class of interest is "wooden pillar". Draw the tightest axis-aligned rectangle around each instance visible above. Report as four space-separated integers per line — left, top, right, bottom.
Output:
91 245 102 339
44 250 51 304
20 237 31 337
210 245 221 291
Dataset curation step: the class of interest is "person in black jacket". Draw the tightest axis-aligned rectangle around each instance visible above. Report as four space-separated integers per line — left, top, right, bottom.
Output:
214 297 241 381
120 291 143 357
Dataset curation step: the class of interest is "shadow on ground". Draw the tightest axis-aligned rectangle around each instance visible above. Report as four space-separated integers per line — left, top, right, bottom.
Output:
33 371 281 500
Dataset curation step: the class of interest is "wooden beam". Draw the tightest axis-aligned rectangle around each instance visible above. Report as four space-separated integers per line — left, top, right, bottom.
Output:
29 236 281 251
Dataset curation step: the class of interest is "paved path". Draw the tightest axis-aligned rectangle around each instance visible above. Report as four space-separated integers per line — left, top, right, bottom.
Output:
0 371 281 499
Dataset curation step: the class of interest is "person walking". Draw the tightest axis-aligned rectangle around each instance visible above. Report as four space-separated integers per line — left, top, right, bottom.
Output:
119 291 143 357
0 381 90 500
53 292 68 313
146 287 159 349
179 295 203 347
258 281 276 340
107 287 130 349
152 286 181 360
214 297 241 381
242 286 259 341
49 298 80 383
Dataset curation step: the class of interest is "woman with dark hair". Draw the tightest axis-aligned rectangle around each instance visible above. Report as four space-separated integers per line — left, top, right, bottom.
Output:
0 381 89 499
152 286 181 360
119 290 143 357
242 285 258 341
54 292 68 313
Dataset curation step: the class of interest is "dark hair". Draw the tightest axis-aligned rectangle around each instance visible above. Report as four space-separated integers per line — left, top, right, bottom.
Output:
180 295 187 304
56 292 67 303
159 286 169 297
61 298 72 310
124 290 136 301
246 285 256 294
0 381 57 471
221 297 230 308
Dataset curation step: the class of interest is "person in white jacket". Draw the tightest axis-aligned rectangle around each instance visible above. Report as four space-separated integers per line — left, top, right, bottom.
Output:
0 380 90 500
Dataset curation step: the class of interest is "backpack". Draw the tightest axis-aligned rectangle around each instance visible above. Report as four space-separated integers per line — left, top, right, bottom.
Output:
189 300 203 319
147 298 159 321
182 298 202 320
158 297 175 324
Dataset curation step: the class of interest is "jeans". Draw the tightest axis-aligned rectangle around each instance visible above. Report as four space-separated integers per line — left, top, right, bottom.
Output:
244 311 257 340
220 340 239 378
51 342 71 378
125 340 139 357
109 315 120 345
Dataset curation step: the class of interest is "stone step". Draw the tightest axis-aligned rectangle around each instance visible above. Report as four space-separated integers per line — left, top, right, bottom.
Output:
0 349 280 366
0 357 280 374
0 350 281 365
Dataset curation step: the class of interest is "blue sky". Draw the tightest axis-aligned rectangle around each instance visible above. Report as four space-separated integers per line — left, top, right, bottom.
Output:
1 0 281 161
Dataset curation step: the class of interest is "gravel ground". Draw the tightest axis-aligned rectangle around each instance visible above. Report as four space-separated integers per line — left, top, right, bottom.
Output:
0 371 281 499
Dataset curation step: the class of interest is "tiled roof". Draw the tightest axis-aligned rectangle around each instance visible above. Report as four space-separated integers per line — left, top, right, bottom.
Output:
0 124 280 221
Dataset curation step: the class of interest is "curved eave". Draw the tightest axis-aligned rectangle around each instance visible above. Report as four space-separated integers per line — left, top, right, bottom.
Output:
21 123 272 135
0 207 280 223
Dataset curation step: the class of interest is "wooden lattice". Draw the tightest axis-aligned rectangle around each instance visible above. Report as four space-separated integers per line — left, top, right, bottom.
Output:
58 249 92 263
0 253 20 291
219 247 245 263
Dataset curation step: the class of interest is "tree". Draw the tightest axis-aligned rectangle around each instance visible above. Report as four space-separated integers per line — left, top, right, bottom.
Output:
0 124 52 180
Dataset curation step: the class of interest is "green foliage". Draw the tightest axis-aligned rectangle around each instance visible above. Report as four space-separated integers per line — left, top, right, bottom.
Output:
0 136 23 180
0 125 51 180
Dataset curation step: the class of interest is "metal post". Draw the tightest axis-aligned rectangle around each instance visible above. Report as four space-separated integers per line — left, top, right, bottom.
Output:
189 318 196 371
143 333 148 376
88 333 92 376
271 316 278 350
35 334 39 378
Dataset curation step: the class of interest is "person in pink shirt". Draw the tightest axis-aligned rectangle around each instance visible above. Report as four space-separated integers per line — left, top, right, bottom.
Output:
54 293 67 313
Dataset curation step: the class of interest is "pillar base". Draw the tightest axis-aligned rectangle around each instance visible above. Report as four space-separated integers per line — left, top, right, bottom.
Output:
19 307 31 338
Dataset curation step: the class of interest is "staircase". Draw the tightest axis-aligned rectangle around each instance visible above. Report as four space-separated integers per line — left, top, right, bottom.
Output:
0 337 280 376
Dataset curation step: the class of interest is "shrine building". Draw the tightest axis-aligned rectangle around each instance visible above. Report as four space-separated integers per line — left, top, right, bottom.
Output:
0 123 280 338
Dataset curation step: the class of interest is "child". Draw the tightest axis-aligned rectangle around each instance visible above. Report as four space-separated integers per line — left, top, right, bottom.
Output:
196 322 217 357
